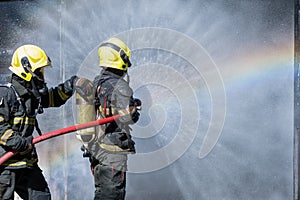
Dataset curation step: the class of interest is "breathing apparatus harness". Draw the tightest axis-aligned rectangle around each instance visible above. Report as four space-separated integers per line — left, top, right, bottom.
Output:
94 70 140 153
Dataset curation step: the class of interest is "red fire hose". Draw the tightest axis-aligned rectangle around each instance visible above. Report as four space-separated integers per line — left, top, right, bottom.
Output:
0 115 120 165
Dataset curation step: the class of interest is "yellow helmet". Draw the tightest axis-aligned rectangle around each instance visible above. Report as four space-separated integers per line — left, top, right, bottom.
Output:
98 37 131 71
9 44 51 81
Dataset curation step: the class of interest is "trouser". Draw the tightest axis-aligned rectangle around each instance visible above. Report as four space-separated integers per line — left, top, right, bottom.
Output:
0 165 51 200
93 162 126 200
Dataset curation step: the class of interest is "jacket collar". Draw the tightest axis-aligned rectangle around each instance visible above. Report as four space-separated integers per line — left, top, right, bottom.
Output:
101 69 124 79
10 75 30 97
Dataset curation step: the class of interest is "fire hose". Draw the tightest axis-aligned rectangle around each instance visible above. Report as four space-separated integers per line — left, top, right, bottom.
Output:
0 115 120 165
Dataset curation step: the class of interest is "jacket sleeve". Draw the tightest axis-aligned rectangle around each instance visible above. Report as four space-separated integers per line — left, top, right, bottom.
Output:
41 78 74 108
113 80 139 124
0 90 30 152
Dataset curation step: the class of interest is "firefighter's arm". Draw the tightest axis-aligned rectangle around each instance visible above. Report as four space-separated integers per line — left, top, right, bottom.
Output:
114 83 141 124
41 75 79 108
0 98 32 153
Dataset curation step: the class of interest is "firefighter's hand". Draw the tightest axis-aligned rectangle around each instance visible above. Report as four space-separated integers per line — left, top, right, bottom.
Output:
63 75 79 94
129 98 142 111
128 98 141 123
129 105 140 123
133 98 142 110
20 136 33 155
74 78 93 97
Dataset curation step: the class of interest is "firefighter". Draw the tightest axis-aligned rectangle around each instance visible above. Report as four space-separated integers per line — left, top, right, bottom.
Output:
77 38 141 200
0 44 79 199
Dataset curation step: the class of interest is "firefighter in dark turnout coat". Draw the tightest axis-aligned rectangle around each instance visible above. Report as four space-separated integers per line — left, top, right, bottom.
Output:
0 45 78 199
77 38 141 200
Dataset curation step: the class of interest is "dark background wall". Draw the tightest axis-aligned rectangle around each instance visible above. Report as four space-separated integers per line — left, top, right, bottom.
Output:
0 0 60 76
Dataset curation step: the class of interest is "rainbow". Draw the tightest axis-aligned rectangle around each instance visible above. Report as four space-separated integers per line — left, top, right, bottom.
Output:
222 40 293 87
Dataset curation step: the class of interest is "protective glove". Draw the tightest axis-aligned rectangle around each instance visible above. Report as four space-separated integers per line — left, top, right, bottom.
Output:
129 98 141 123
70 75 79 85
129 98 142 111
131 110 140 123
19 136 33 155
63 75 78 94
133 98 142 110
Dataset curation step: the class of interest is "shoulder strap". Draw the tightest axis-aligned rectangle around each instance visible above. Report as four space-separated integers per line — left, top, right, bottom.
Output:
0 82 43 136
94 76 118 120
0 82 19 97
0 82 21 113
94 75 114 106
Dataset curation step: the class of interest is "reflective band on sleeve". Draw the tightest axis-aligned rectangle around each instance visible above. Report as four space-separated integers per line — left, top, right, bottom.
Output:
0 97 3 106
0 129 14 145
58 90 70 101
99 107 117 116
3 158 38 167
99 143 129 153
49 91 54 107
0 115 4 123
13 117 35 125
117 108 130 116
